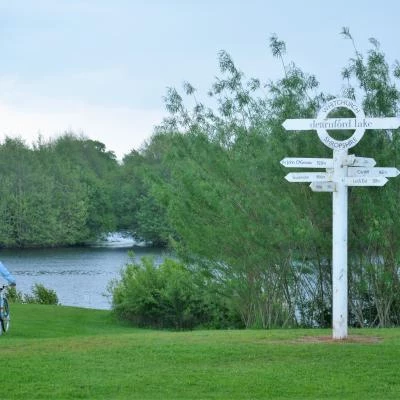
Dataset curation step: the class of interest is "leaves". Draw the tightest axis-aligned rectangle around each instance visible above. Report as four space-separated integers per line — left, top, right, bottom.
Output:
0 134 119 247
142 31 400 328
269 33 286 58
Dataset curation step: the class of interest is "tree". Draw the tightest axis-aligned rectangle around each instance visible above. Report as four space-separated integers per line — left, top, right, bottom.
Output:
0 133 119 247
116 133 176 247
340 28 400 327
143 31 400 328
145 44 328 327
49 134 119 238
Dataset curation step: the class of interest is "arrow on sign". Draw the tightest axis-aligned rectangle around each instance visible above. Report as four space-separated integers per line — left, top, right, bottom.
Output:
280 157 333 168
285 172 332 183
347 156 376 167
309 182 336 192
343 177 388 186
282 117 400 131
348 167 400 178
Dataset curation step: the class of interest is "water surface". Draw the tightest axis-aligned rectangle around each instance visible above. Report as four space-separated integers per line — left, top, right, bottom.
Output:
0 241 167 310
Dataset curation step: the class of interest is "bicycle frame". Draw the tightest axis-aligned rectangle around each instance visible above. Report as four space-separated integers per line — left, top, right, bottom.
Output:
0 285 10 335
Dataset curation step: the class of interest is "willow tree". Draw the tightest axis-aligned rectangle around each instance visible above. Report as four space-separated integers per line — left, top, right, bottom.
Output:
141 36 328 327
340 28 400 327
141 30 400 328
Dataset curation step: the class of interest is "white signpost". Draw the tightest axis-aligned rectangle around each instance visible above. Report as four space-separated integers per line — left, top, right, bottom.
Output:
281 97 400 340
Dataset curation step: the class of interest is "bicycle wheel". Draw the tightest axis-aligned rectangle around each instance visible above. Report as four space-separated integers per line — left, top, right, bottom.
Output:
0 298 10 333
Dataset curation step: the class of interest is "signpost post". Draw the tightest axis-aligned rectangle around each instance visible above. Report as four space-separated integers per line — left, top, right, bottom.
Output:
332 149 348 339
281 97 400 339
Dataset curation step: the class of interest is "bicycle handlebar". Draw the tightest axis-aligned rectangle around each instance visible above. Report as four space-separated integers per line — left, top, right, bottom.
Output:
0 283 15 288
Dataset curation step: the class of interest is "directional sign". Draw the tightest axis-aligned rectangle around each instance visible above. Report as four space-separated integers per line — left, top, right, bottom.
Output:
343 177 388 186
282 117 400 131
309 182 336 192
285 172 332 183
282 99 400 151
347 156 376 167
348 167 400 178
280 157 333 168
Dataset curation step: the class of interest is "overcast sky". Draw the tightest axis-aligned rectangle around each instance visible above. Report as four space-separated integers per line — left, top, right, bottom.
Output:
0 0 399 159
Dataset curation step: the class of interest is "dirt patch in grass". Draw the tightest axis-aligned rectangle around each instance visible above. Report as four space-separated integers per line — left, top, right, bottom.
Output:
295 335 382 344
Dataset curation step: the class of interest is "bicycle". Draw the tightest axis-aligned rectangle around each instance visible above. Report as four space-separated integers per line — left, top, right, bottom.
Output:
0 284 11 335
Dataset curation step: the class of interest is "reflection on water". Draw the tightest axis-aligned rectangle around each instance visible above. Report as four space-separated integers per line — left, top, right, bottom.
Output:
0 243 168 310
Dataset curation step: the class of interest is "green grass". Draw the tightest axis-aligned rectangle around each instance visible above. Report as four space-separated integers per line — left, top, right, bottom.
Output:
1 304 400 399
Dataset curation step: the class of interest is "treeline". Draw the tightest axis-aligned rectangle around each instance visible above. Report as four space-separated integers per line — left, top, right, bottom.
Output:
111 30 400 329
0 134 169 248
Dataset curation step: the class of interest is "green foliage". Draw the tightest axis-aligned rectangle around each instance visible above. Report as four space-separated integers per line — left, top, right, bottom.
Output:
116 142 173 246
23 283 59 305
7 285 24 303
339 28 400 327
8 283 59 305
109 255 240 329
136 30 400 329
0 133 119 247
144 41 328 328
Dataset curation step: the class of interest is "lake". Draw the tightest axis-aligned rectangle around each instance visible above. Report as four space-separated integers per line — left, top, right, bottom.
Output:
0 235 169 310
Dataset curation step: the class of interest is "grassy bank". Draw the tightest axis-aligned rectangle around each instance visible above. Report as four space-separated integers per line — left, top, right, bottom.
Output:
1 304 400 399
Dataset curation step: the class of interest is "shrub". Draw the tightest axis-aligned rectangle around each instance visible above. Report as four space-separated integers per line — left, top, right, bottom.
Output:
24 283 59 305
7 286 24 303
108 256 241 330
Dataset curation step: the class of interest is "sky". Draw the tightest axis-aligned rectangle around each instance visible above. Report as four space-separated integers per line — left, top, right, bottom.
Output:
0 0 399 159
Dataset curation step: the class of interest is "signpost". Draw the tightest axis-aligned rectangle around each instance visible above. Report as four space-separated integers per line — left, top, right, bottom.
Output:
281 97 400 340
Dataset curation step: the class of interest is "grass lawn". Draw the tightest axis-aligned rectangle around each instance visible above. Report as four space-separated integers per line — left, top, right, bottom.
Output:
0 304 399 399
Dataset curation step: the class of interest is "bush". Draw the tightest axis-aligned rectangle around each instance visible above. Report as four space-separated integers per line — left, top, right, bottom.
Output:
7 286 24 303
108 256 241 330
24 283 59 305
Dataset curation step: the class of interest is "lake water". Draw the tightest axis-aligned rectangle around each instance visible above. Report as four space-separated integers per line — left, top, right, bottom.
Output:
0 236 169 310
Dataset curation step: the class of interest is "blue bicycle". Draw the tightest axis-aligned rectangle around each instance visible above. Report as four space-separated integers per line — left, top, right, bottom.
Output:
0 285 10 334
